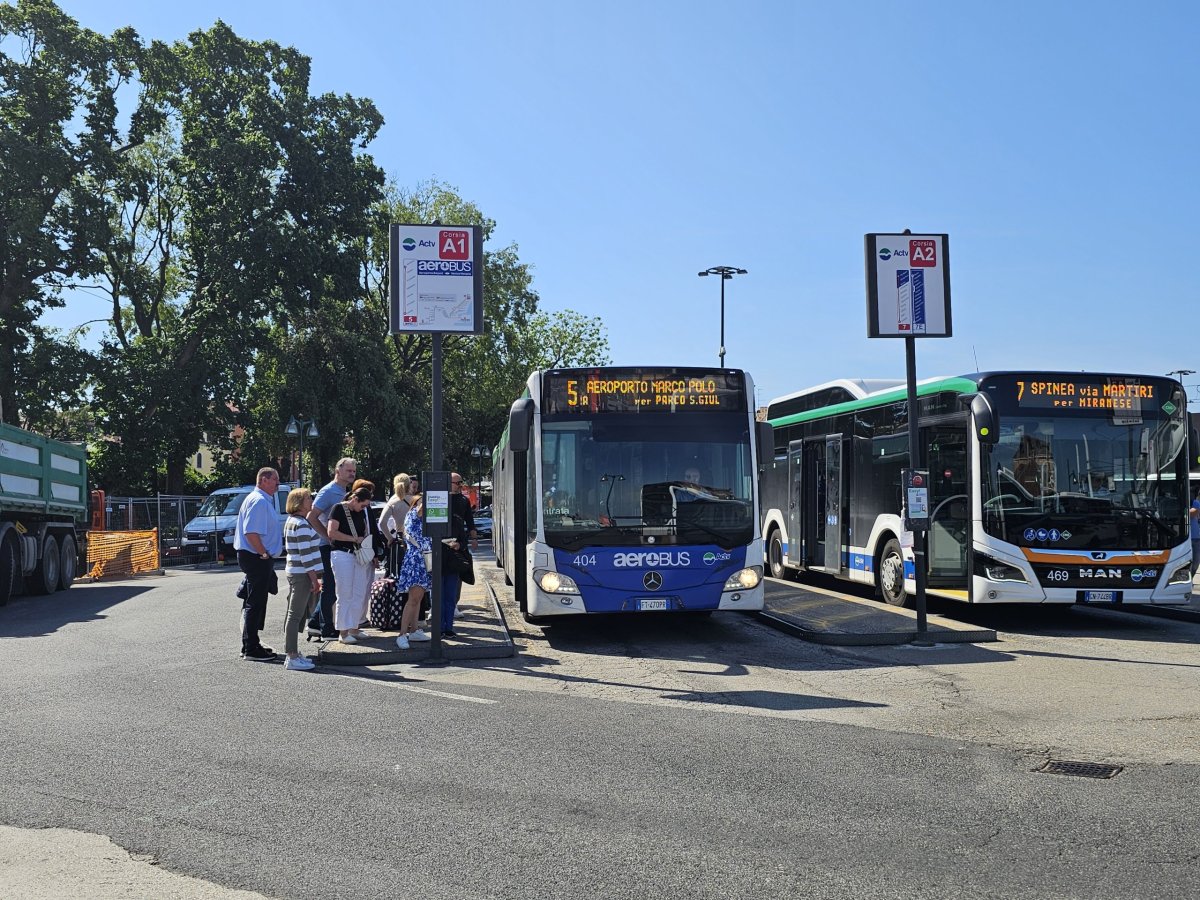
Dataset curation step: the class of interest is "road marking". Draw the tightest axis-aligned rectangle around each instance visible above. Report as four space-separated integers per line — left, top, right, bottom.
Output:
398 684 498 704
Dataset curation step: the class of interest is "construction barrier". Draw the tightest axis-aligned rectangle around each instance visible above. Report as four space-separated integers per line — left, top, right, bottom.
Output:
86 529 161 579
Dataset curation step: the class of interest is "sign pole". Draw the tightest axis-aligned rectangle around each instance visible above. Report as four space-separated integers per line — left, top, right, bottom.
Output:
905 334 929 638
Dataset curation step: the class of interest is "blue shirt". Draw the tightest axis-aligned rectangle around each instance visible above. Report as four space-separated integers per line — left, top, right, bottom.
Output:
234 486 283 556
312 480 348 546
1190 499 1200 541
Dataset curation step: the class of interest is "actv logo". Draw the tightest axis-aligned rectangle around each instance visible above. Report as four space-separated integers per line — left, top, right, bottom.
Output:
613 551 690 568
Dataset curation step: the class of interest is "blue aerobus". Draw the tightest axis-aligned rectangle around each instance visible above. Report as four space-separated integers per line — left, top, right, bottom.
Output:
760 371 1194 606
493 366 772 622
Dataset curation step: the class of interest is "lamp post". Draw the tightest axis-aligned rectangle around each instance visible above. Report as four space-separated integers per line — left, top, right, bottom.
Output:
1167 369 1195 380
284 416 318 487
697 266 747 367
470 443 488 492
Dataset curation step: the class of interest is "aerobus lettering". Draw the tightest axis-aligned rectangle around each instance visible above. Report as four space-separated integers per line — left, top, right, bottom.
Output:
613 551 691 568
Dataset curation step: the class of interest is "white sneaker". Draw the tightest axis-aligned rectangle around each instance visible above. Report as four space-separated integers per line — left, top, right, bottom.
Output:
284 656 315 671
340 633 358 645
395 635 410 650
408 630 431 642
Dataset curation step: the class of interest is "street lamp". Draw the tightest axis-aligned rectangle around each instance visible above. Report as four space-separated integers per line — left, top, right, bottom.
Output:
697 266 747 367
284 416 318 486
1167 369 1195 380
470 443 489 491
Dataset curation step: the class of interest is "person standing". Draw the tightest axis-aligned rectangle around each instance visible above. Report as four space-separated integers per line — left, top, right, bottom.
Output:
378 473 413 577
394 490 433 650
450 472 478 552
305 457 357 639
327 485 378 644
439 507 472 637
282 488 321 671
234 467 284 662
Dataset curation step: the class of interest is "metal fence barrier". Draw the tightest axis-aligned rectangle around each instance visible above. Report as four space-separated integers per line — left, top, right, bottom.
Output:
102 495 221 567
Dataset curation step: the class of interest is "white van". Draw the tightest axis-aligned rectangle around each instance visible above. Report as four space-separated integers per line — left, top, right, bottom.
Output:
182 483 295 560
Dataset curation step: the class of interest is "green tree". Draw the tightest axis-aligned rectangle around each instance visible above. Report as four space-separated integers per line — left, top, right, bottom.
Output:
0 0 162 423
88 21 384 494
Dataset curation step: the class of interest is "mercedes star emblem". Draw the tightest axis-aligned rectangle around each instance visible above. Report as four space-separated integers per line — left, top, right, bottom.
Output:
643 571 662 591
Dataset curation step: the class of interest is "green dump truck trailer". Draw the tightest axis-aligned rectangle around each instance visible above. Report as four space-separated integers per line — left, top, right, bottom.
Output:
0 422 88 606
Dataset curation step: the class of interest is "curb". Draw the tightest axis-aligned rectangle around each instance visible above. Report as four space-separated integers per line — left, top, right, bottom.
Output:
754 609 997 646
315 583 514 666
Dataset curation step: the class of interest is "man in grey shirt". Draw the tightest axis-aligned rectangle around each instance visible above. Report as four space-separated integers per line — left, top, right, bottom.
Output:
305 457 357 639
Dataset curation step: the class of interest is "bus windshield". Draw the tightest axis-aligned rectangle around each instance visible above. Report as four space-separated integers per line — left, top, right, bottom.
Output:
980 412 1189 550
540 413 754 550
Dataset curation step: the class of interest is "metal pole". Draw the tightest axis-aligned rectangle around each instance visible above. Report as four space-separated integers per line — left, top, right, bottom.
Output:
905 336 929 637
719 275 726 367
430 333 444 662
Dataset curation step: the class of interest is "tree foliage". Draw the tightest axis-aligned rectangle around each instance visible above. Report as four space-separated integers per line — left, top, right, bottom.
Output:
4 3 609 497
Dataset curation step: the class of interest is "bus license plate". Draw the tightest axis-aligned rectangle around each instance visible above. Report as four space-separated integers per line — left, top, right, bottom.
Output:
1082 590 1120 604
638 598 669 611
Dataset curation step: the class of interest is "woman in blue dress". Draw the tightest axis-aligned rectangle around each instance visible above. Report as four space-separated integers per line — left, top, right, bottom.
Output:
395 491 432 650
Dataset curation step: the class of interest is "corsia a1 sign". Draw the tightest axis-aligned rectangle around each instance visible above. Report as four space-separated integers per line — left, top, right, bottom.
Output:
389 223 485 334
864 233 952 338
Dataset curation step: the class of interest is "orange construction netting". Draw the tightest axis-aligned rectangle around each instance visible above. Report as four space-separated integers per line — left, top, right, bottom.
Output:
86 529 160 579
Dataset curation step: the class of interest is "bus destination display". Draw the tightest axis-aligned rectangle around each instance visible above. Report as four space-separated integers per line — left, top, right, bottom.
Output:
543 370 746 414
1012 378 1156 411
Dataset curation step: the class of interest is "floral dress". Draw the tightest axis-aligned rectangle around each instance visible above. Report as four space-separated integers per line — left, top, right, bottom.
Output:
396 506 432 592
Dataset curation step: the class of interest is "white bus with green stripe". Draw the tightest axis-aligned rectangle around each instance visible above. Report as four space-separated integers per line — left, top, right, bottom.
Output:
760 372 1194 606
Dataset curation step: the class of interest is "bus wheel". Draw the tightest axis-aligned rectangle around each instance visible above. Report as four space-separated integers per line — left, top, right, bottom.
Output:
877 538 908 606
58 534 78 591
767 528 786 580
0 531 18 606
28 533 60 595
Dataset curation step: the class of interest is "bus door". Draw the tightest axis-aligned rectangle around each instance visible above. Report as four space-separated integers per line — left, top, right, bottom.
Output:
925 424 970 586
802 437 825 568
786 440 804 566
823 435 844 572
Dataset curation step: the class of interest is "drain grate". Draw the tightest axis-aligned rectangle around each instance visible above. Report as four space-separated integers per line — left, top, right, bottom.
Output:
1035 759 1123 779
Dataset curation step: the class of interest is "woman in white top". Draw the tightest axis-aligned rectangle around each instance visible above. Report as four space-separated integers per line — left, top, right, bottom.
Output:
282 488 322 670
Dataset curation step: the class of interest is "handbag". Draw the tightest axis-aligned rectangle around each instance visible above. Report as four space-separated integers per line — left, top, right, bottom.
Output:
341 502 374 567
453 546 475 585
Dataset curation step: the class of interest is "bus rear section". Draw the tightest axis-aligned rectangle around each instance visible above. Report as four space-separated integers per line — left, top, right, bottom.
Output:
495 366 768 620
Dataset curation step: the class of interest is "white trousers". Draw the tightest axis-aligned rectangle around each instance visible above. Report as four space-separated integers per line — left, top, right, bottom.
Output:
330 550 372 631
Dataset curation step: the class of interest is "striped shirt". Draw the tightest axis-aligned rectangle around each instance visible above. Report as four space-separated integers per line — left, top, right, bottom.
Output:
283 515 322 575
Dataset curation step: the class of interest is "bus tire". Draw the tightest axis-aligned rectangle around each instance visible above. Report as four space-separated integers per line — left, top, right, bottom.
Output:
28 533 60 595
58 534 78 591
767 528 786 580
877 537 908 607
0 531 18 606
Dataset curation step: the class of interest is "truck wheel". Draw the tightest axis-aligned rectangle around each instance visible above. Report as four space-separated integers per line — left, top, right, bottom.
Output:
28 533 60 595
877 538 908 607
58 534 78 590
0 531 17 606
767 528 786 580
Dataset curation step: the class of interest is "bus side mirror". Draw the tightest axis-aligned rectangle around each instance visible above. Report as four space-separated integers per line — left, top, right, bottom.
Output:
1190 424 1200 467
970 393 998 445
756 421 774 470
508 398 534 453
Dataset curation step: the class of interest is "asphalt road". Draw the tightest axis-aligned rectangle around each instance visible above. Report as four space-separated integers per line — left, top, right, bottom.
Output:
1 558 1198 899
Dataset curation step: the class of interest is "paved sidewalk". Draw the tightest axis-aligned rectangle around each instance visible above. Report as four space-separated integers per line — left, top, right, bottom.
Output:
758 579 998 646
314 574 513 665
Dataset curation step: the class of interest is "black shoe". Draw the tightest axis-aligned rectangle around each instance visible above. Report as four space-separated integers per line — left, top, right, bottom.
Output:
259 645 276 656
443 628 456 637
241 647 276 662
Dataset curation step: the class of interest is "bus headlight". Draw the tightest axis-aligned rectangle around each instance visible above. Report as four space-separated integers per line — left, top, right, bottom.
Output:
723 566 762 591
535 570 580 594
1168 563 1192 585
973 553 1027 583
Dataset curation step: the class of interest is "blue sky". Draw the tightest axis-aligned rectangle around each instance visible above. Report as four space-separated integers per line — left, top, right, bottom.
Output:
47 1 1200 408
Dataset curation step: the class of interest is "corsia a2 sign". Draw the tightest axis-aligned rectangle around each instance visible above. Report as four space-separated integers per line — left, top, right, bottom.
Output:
388 223 485 334
864 233 952 338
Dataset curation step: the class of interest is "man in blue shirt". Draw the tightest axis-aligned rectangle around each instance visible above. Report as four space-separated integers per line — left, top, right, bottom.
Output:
305 457 357 639
234 467 284 661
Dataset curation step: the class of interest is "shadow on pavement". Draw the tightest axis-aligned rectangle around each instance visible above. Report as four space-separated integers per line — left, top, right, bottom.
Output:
0 583 155 638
